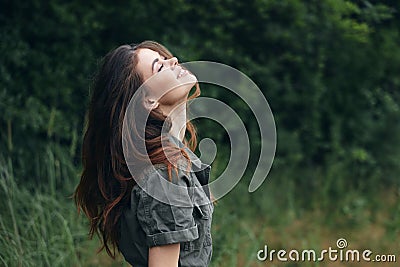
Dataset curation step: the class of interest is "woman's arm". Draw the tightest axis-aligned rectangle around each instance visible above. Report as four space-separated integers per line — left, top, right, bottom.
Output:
148 243 180 267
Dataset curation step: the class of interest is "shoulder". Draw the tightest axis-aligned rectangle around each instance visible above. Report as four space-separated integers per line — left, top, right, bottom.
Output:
138 161 193 187
133 162 196 208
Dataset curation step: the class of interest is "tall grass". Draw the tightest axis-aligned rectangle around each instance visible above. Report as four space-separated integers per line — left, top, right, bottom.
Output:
0 149 398 267
0 156 83 266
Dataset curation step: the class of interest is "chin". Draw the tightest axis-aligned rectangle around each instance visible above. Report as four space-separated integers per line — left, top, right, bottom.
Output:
180 73 197 86
180 83 196 94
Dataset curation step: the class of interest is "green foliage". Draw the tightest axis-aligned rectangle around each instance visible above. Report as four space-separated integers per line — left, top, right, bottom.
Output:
2 0 400 189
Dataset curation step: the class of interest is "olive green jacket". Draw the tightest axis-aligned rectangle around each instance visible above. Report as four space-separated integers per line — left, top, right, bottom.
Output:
119 136 213 267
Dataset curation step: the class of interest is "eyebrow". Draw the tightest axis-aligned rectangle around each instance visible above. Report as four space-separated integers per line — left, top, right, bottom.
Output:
151 58 159 73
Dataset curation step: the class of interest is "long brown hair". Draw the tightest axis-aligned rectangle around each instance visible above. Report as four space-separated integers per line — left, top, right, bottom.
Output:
74 41 200 258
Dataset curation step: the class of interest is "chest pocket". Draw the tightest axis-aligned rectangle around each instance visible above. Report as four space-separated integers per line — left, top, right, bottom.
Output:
182 203 213 251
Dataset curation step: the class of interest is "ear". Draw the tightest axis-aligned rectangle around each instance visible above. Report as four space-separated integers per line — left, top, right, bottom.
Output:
144 97 160 111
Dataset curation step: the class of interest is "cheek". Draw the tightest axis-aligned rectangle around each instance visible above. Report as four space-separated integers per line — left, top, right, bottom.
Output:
144 71 179 98
144 70 197 105
160 74 197 105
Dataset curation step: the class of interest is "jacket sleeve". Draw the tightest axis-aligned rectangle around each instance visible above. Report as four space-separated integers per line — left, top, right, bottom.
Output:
136 166 199 247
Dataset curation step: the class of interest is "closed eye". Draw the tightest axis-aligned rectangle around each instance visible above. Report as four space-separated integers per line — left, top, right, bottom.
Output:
158 64 163 72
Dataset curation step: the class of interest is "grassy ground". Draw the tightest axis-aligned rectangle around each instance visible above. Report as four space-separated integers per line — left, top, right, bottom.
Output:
0 157 398 267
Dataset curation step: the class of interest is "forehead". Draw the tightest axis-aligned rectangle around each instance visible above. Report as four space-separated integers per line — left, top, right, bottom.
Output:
137 48 161 80
137 48 160 64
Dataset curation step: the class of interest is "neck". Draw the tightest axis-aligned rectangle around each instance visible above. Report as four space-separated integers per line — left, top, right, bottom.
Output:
163 102 187 142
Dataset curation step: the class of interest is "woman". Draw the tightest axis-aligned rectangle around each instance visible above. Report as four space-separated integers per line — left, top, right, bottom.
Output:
74 41 213 267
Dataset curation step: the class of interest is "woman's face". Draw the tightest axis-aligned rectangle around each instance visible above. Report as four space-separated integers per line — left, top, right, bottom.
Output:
136 48 197 111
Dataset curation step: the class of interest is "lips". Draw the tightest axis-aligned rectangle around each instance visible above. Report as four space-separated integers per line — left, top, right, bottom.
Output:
176 66 189 79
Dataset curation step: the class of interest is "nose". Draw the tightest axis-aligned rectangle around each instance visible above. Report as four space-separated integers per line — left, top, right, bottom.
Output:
164 57 178 69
